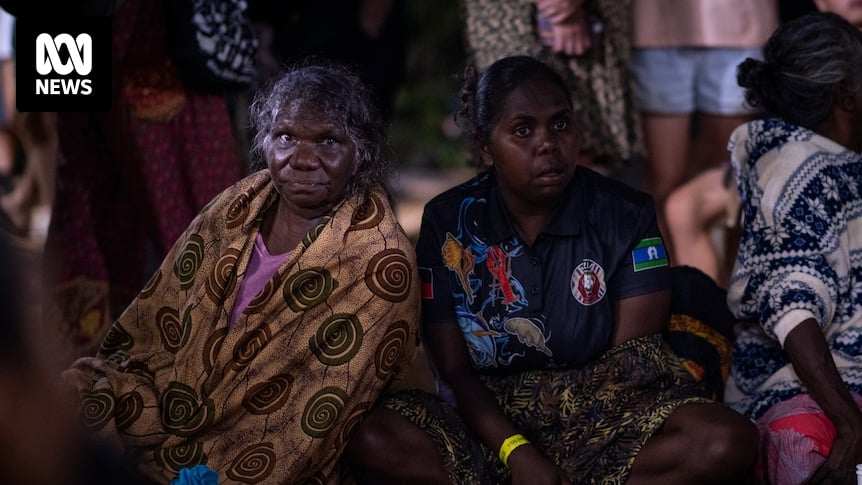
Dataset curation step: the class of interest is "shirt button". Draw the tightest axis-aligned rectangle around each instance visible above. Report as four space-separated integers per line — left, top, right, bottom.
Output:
530 285 539 295
530 257 540 266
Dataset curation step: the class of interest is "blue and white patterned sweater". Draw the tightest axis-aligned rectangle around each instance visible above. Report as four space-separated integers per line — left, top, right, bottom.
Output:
726 118 862 421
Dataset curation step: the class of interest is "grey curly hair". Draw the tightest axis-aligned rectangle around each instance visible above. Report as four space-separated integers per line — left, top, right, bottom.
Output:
247 59 391 197
737 12 862 130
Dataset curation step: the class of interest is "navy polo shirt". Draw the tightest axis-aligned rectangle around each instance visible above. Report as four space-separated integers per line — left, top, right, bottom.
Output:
416 168 671 374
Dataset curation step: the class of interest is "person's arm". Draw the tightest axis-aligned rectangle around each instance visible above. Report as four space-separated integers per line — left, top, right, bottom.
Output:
425 322 571 485
612 289 671 346
784 319 862 484
532 0 591 55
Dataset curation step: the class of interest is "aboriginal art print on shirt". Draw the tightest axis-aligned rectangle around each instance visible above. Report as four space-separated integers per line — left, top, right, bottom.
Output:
440 196 553 370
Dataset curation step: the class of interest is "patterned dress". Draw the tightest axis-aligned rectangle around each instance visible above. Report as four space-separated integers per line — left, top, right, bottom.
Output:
43 0 243 362
462 0 643 170
726 118 862 420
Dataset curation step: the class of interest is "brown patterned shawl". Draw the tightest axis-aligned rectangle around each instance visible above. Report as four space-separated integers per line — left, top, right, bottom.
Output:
62 170 420 484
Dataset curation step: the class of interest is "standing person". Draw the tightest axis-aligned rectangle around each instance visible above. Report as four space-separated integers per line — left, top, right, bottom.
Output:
633 0 777 247
725 12 862 484
62 60 420 484
344 55 757 484
42 0 244 364
462 0 643 174
662 0 855 289
248 0 408 121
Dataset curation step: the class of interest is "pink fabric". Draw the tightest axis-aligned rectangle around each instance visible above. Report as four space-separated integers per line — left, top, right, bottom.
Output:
229 233 291 326
756 393 862 485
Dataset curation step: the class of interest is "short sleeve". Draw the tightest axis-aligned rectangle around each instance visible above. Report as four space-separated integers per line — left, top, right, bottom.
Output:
608 198 671 300
415 206 458 325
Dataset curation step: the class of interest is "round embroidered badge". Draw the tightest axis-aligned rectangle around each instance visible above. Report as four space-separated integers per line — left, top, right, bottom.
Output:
571 259 606 306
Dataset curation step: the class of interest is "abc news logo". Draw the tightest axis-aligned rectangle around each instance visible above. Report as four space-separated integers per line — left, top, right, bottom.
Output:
16 17 110 111
36 33 93 95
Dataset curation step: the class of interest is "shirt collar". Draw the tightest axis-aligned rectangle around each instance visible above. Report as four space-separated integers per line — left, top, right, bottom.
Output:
483 169 584 244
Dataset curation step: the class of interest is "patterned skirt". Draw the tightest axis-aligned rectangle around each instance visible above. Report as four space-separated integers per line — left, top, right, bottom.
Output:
380 335 707 484
462 0 644 170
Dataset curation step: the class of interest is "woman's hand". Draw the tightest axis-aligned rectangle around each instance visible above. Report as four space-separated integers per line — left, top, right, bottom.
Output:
534 0 590 56
534 0 580 23
784 319 862 484
809 424 862 484
546 13 591 56
425 322 570 483
509 444 572 485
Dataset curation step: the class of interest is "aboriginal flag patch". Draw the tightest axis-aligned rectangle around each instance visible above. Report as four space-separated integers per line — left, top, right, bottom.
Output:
632 237 669 272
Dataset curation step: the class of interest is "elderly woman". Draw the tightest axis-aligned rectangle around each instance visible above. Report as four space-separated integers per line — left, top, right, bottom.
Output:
61 61 420 484
346 55 756 484
726 12 862 485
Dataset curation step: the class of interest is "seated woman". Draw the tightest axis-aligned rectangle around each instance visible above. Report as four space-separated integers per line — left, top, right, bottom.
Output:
61 60 420 484
345 55 756 484
725 12 862 485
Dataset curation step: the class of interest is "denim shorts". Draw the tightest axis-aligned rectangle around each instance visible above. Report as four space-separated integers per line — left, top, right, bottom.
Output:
631 47 761 116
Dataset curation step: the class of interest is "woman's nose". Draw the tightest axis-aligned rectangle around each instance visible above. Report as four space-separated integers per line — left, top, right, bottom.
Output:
537 132 558 153
288 142 320 169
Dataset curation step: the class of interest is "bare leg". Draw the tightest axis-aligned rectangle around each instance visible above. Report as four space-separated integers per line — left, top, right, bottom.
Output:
664 167 730 286
642 112 692 258
690 113 750 174
643 113 692 207
344 407 451 484
628 402 757 484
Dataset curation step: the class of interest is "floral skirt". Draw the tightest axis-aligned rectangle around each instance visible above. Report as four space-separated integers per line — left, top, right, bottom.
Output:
380 335 708 484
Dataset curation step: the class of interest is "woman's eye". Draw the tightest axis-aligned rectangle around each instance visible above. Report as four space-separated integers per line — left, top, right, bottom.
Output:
278 133 293 144
322 136 337 145
553 120 568 131
514 126 531 137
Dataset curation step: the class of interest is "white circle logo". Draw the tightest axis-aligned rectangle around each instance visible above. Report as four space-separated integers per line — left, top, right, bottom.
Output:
571 259 606 306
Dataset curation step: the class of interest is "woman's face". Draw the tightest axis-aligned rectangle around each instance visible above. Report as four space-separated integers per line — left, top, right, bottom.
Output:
482 78 580 206
265 100 359 214
815 0 862 29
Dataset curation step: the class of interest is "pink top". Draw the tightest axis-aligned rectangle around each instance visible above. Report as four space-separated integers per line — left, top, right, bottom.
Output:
229 233 292 326
633 0 778 48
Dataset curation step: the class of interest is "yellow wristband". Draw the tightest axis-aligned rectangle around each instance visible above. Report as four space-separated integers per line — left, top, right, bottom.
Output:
498 433 530 467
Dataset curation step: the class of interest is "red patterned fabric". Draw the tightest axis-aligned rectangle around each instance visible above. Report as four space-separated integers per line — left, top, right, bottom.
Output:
755 393 862 484
43 0 242 360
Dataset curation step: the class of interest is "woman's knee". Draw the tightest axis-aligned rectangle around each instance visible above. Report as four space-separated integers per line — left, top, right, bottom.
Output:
679 404 759 473
344 406 449 484
345 407 410 465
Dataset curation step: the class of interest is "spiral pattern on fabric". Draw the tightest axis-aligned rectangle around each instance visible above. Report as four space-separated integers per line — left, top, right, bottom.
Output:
349 193 385 231
174 233 205 290
375 320 410 380
309 313 364 366
283 268 335 312
154 441 206 476
244 278 279 315
206 248 240 303
336 402 370 449
80 389 115 431
226 192 251 229
99 323 134 354
230 326 272 372
301 386 347 438
160 382 214 437
115 391 144 431
242 374 293 415
365 249 412 302
202 327 228 372
157 307 190 353
226 442 276 484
